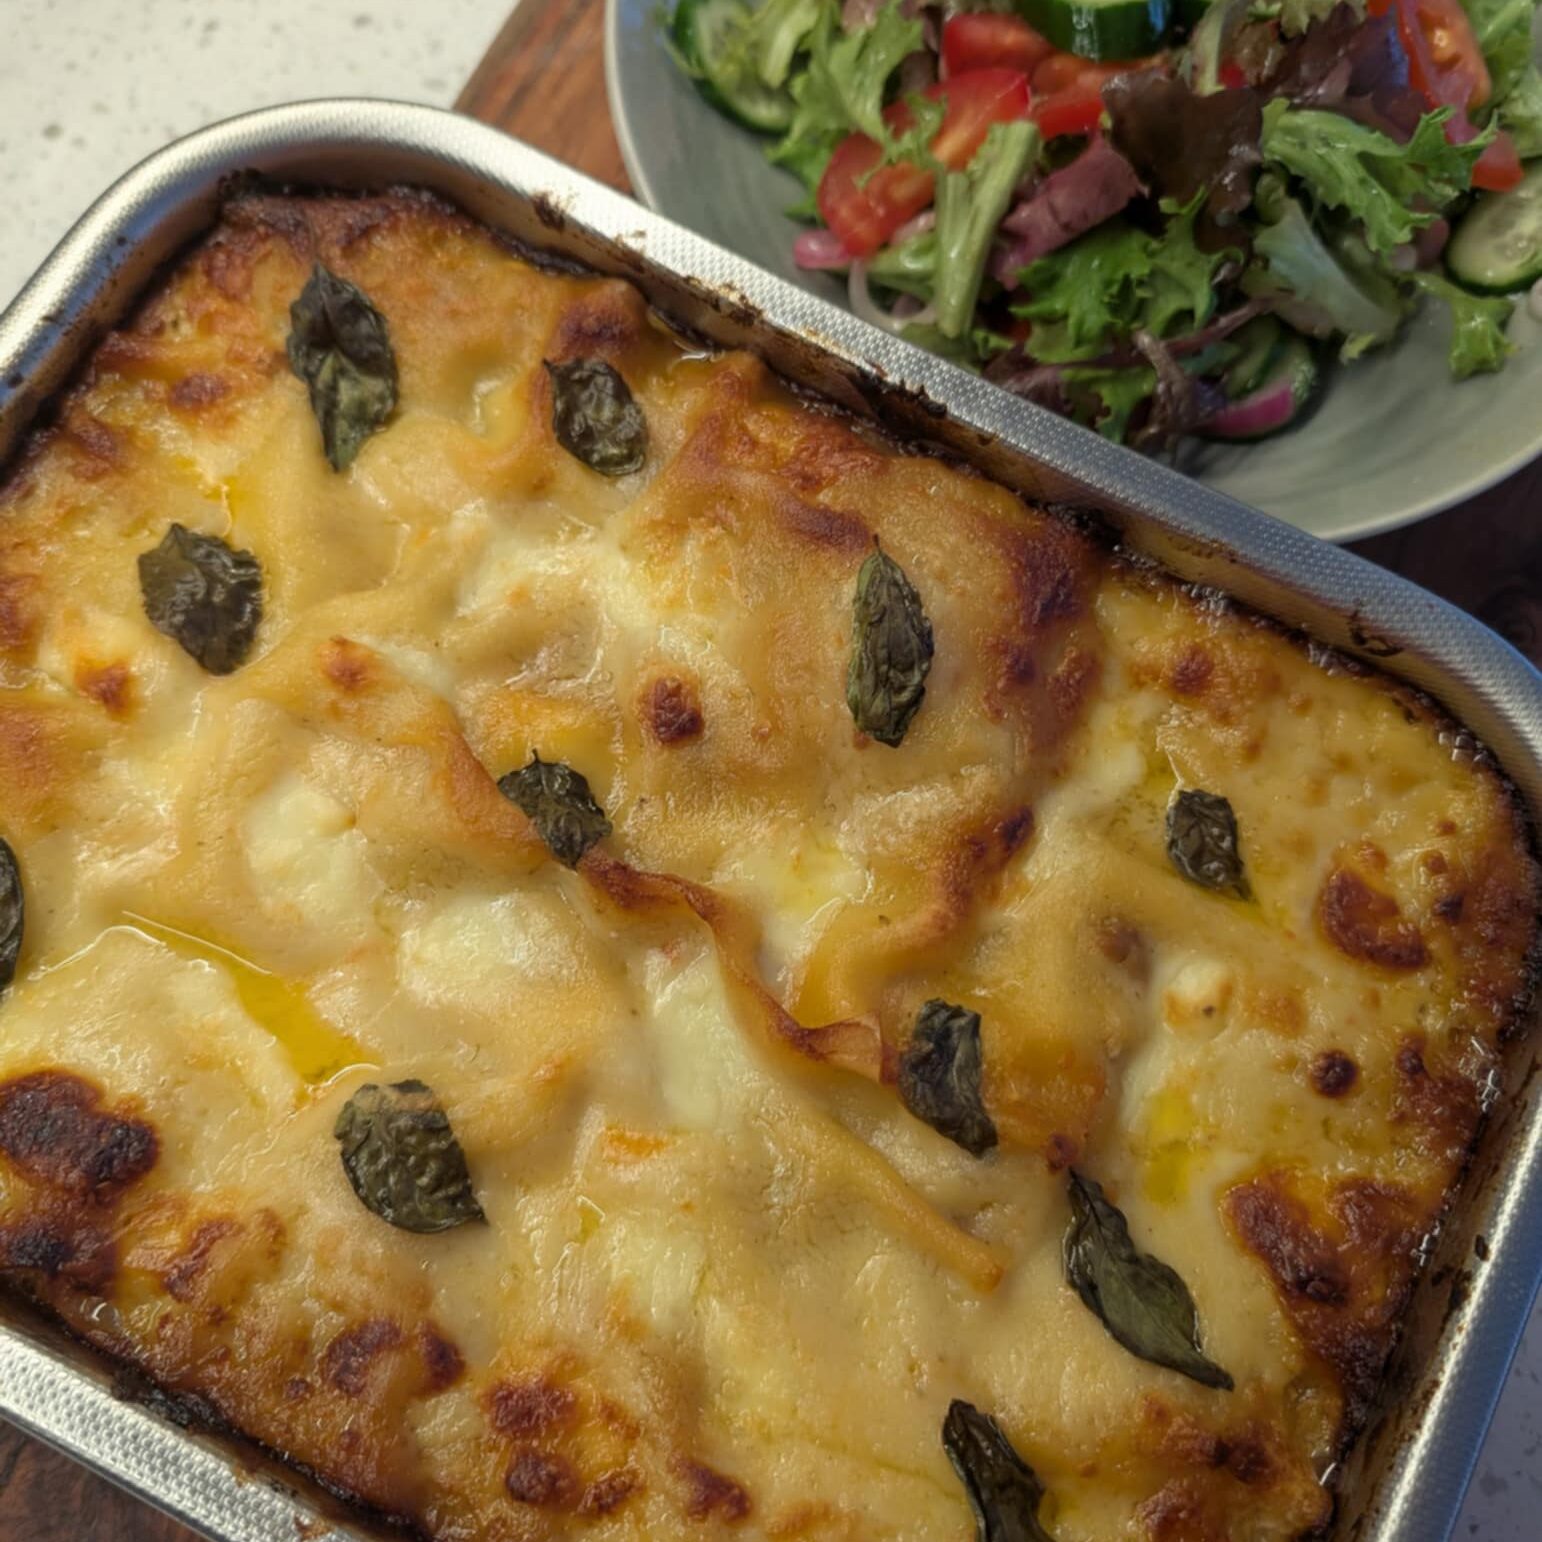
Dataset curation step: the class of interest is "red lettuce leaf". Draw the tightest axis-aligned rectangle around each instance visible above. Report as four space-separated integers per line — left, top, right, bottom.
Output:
992 138 1145 286
1103 73 1264 219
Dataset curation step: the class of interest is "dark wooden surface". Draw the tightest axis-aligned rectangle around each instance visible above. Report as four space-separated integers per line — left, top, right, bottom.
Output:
0 1416 191 1541
8 3 1541 1539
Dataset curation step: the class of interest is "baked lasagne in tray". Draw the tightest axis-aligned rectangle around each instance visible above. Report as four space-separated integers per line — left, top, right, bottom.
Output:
0 125 1537 1542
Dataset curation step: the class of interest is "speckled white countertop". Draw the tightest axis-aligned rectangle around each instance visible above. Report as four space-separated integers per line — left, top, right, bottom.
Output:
0 0 509 302
0 2 1538 1538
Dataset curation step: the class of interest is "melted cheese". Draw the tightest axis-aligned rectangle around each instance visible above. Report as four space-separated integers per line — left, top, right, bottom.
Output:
0 192 1533 1542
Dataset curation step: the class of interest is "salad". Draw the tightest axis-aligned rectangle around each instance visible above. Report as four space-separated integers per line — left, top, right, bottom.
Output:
664 0 1542 447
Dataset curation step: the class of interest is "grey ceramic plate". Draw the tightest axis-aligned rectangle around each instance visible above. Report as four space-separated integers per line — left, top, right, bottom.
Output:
605 0 1542 541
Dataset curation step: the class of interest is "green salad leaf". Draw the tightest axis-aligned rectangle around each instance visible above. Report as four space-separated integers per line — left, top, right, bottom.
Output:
1260 100 1492 256
869 92 946 178
768 0 922 197
934 121 1040 338
895 321 1015 366
1465 0 1536 96
740 0 824 88
1144 200 1231 336
1011 199 1231 363
1499 72 1542 157
866 229 938 297
1463 0 1542 157
1411 271 1516 378
773 138 836 216
1062 367 1159 441
1012 225 1157 362
1246 193 1406 355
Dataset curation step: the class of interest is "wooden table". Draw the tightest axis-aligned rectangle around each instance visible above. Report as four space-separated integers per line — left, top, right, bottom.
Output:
7 1 1541 1537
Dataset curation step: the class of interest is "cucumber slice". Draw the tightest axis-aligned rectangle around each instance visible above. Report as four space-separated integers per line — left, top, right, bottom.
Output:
1015 0 1173 61
673 0 795 134
1221 315 1284 400
1446 163 1542 295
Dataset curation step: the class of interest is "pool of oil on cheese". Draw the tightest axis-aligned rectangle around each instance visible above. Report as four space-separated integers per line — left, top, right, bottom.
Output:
122 913 368 1090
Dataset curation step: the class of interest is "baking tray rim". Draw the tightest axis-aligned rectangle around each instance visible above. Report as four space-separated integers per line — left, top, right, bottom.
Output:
0 97 1538 1542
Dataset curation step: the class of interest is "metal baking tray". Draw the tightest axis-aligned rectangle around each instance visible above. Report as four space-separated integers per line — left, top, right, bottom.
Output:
0 99 1538 1542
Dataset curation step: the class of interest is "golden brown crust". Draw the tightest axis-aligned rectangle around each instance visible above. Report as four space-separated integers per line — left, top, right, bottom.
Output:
677 1459 752 1523
640 675 705 745
1226 1172 1428 1441
0 1072 157 1203
1319 865 1430 971
0 189 1533 1542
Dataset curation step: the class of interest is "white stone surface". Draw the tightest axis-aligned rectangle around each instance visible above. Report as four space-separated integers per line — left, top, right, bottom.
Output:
0 0 510 304
0 3 1535 1539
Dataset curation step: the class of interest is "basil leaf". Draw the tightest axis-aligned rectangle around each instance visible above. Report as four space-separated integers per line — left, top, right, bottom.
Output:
1063 1171 1234 1390
498 752 612 867
334 1079 485 1234
544 358 648 475
287 263 398 471
1166 789 1250 898
846 543 934 747
138 524 263 675
942 1400 1057 1542
898 1000 997 1157
0 839 22 993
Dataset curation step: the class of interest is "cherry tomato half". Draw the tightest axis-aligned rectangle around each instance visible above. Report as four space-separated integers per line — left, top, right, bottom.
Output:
1370 0 1491 111
1472 128 1525 191
941 13 1057 79
816 68 1032 256
1029 53 1147 140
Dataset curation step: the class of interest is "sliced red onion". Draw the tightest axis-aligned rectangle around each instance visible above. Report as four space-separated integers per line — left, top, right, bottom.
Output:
794 228 854 271
1384 216 1448 274
891 209 937 245
1445 107 1481 144
1413 217 1450 268
1198 378 1299 440
1165 300 1269 358
848 261 937 333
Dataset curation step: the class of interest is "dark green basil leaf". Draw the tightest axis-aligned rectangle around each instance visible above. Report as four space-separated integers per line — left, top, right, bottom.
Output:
334 1079 484 1234
846 542 934 747
138 524 263 675
942 1400 1057 1542
544 358 648 475
0 839 22 993
898 999 997 1157
498 752 612 867
1166 788 1250 899
287 263 398 471
1063 1171 1234 1390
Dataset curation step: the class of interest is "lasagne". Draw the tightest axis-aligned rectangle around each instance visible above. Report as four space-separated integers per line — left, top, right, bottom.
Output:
0 190 1534 1542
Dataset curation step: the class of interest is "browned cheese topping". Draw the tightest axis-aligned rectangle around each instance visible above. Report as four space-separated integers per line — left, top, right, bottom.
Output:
0 192 1533 1542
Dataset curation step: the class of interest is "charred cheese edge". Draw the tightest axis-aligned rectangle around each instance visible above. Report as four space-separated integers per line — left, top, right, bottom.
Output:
0 192 1534 1542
